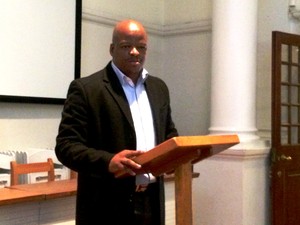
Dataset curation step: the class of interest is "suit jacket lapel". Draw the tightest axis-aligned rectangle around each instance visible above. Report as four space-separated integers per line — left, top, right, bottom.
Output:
144 78 161 142
103 64 135 129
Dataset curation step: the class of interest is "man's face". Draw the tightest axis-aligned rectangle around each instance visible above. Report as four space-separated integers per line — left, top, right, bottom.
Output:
110 29 147 79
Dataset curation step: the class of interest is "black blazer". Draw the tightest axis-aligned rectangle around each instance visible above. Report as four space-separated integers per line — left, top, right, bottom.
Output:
55 62 178 225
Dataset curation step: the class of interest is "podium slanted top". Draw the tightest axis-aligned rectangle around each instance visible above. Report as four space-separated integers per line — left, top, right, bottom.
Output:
115 134 239 178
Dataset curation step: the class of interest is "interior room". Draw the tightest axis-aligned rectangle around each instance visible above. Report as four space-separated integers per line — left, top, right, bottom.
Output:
1 0 299 224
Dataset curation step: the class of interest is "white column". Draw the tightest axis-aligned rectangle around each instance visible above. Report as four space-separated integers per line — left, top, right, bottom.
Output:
209 0 259 142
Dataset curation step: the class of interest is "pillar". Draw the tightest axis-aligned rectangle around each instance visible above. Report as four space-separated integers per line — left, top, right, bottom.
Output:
209 0 259 142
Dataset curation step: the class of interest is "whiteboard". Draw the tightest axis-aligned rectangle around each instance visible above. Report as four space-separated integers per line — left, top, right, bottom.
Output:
0 0 81 104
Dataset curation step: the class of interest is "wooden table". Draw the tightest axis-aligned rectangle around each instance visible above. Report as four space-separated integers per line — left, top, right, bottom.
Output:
0 179 77 205
0 179 77 224
0 187 44 205
8 179 77 200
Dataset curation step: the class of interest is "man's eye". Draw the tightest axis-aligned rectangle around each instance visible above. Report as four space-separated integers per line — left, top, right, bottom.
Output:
137 46 147 51
121 45 131 49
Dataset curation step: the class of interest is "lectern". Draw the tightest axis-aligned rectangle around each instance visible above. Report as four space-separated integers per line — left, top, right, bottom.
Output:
116 134 240 225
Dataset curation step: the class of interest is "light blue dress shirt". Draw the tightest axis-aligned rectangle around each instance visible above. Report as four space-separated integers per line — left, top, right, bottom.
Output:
111 62 156 185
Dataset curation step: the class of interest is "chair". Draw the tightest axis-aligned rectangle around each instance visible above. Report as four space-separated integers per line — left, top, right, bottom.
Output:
10 158 55 185
70 169 77 179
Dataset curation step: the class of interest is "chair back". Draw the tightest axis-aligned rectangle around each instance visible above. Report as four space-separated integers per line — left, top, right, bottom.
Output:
70 170 77 179
10 158 55 185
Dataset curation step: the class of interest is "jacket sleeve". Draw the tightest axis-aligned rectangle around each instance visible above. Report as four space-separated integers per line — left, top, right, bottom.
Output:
55 79 114 178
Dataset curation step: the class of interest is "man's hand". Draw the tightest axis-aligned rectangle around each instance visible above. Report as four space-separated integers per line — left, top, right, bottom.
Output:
108 150 143 177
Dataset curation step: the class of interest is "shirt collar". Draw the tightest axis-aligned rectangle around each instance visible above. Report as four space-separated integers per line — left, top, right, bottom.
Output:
111 61 149 87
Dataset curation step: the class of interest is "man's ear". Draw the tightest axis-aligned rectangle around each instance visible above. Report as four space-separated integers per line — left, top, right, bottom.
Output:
109 43 114 56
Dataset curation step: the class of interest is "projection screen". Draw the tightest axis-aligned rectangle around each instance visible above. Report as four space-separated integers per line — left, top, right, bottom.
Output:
0 0 81 104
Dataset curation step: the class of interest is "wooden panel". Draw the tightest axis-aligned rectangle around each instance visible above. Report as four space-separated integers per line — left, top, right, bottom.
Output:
271 31 300 225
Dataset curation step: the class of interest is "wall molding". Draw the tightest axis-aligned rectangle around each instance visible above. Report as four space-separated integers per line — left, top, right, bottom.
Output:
82 7 212 37
214 148 270 160
257 128 271 141
213 138 271 160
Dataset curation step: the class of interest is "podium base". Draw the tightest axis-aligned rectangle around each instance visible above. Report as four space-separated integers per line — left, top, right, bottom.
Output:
175 162 193 225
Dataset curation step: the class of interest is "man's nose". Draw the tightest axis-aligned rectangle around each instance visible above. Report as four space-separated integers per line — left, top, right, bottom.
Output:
130 47 139 55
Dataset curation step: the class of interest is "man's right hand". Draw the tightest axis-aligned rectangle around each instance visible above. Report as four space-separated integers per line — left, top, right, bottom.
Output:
108 150 143 177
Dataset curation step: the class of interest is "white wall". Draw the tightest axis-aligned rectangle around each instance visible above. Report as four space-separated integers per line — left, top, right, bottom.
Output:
2 0 300 224
80 20 112 77
162 33 211 135
0 103 62 149
164 0 211 24
83 0 164 25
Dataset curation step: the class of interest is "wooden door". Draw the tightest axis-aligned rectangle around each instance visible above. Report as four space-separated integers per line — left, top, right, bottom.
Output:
271 31 300 225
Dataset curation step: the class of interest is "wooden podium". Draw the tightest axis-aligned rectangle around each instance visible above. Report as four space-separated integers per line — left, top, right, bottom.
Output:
116 134 240 225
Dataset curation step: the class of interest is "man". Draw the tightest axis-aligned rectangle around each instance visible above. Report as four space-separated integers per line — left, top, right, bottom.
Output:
55 19 178 225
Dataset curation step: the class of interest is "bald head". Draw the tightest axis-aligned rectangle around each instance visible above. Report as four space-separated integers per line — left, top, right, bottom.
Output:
112 20 148 44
